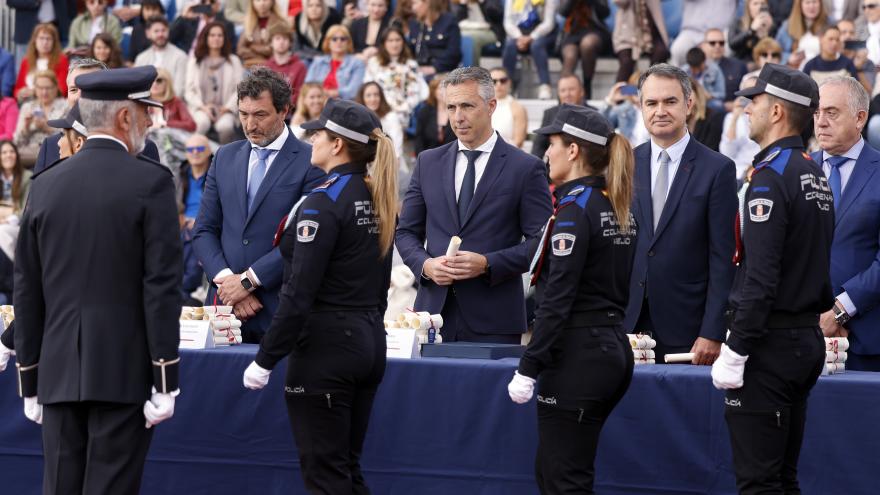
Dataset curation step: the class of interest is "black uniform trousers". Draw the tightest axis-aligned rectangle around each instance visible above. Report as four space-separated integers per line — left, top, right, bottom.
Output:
284 310 386 495
41 401 153 495
534 325 634 495
723 326 825 495
440 288 521 345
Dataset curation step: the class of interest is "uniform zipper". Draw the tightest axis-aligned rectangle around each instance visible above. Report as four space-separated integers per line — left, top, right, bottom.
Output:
326 393 332 409
776 411 781 427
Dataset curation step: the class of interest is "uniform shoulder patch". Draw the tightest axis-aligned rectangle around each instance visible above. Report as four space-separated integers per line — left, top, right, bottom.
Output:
310 174 352 202
296 220 319 242
551 233 576 256
748 198 773 222
755 148 791 177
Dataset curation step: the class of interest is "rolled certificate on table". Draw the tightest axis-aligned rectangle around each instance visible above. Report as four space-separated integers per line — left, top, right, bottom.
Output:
826 350 847 363
210 319 242 330
634 359 656 365
825 337 849 352
408 314 444 331
664 353 695 364
633 350 655 360
627 334 656 349
823 362 845 375
446 236 462 257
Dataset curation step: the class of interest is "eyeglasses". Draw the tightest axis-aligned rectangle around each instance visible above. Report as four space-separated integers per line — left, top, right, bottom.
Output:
330 36 349 42
707 40 725 46
759 52 781 58
155 78 166 83
863 3 879 10
492 77 509 84
186 146 207 153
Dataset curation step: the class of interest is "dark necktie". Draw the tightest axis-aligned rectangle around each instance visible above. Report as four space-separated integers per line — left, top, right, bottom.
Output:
826 155 848 209
458 149 482 222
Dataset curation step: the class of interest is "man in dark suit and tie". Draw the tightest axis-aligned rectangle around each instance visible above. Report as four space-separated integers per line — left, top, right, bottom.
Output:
812 76 880 371
193 67 324 343
624 64 738 363
396 66 553 344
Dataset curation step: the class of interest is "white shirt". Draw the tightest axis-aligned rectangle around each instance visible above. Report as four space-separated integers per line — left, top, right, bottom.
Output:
37 0 55 23
87 134 129 152
868 21 880 65
822 137 862 194
247 124 289 187
454 131 498 200
649 132 690 197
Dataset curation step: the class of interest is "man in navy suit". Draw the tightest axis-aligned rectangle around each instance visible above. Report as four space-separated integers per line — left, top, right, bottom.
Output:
194 68 324 343
624 64 738 364
396 66 552 344
813 76 880 371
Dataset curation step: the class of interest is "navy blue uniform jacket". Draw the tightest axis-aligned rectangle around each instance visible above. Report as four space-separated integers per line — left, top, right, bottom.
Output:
395 135 553 335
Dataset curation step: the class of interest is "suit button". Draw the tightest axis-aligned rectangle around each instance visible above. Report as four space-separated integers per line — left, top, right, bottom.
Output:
647 250 655 257
639 280 645 287
243 239 250 246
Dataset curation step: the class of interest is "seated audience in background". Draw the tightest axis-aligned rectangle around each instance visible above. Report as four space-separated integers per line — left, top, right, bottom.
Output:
558 0 611 100
15 24 69 101
225 0 249 25
602 80 644 144
351 0 392 59
290 82 327 139
825 0 860 23
89 33 125 68
745 36 783 79
839 19 875 91
719 75 761 181
66 0 123 56
13 70 67 166
729 0 777 64
413 76 454 154
803 24 861 86
859 0 880 64
502 0 555 99
304 24 366 99
179 134 212 305
0 97 18 141
668 0 736 66
356 81 405 161
408 0 462 78
136 16 191 97
392 0 415 33
126 0 167 62
613 0 669 84
453 0 505 67
489 67 527 148
776 0 827 67
151 68 197 132
683 47 725 110
264 24 308 109
341 0 366 26
702 28 748 109
686 76 724 152
0 48 15 98
171 0 236 54
295 0 343 60
364 25 429 128
532 73 588 159
185 21 243 144
237 0 290 68
0 140 31 219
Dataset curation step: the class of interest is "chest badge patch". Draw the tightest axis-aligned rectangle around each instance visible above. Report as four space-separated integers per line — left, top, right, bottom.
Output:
297 220 319 242
748 198 773 222
552 233 576 256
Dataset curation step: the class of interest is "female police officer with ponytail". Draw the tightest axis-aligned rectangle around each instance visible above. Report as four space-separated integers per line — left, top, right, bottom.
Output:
242 98 398 494
507 105 637 494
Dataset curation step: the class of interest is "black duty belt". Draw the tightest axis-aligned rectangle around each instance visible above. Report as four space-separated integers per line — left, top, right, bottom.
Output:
726 310 818 329
565 310 623 328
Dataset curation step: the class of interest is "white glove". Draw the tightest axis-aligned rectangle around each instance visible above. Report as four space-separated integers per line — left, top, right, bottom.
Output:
23 396 42 424
144 390 176 428
507 371 536 404
243 361 271 390
0 341 13 372
711 344 749 390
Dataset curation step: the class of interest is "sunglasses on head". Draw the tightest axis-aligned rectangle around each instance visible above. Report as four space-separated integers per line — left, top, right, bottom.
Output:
492 77 509 84
186 146 207 153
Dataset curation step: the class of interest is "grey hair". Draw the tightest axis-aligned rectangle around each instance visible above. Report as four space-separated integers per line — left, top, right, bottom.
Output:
68 57 108 75
440 66 495 103
637 63 693 102
819 76 869 115
78 98 135 131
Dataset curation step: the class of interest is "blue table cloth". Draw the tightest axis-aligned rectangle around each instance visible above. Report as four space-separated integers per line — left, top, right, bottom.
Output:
0 345 877 494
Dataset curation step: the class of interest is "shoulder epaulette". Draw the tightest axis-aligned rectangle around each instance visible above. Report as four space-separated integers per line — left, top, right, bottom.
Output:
754 147 791 177
309 173 352 202
558 185 593 209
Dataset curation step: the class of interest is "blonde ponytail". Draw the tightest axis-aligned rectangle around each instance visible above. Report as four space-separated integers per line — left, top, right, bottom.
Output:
365 128 399 257
605 133 634 231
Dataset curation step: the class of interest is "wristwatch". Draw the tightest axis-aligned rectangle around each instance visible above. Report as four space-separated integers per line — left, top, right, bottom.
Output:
240 273 254 291
833 301 851 326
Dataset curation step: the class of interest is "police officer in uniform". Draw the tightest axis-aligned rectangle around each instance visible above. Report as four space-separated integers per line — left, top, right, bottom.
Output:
242 99 398 494
711 63 834 494
507 105 637 494
14 66 183 494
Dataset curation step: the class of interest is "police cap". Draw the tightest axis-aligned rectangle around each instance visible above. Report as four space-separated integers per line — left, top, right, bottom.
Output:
301 98 381 144
75 66 163 108
532 104 614 146
48 102 87 136
735 62 819 109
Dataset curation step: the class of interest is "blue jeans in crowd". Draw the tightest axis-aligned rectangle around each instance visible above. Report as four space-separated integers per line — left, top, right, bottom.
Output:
502 32 555 87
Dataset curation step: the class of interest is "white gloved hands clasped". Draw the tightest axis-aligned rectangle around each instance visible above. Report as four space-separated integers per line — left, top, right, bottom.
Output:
23 396 42 424
507 371 536 404
0 341 13 372
243 361 271 390
144 389 177 428
711 344 749 390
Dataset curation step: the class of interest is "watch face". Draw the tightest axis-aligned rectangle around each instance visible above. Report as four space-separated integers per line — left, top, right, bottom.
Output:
241 278 253 290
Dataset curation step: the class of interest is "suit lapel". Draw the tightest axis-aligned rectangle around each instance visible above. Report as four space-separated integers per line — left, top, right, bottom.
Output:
235 143 251 221
246 134 299 226
635 144 654 237
837 146 879 222
443 143 461 231
461 136 509 228
651 140 695 246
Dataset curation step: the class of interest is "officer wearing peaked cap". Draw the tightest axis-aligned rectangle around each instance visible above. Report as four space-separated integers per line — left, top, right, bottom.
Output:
242 99 399 494
14 65 183 494
711 63 835 494
507 105 638 494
